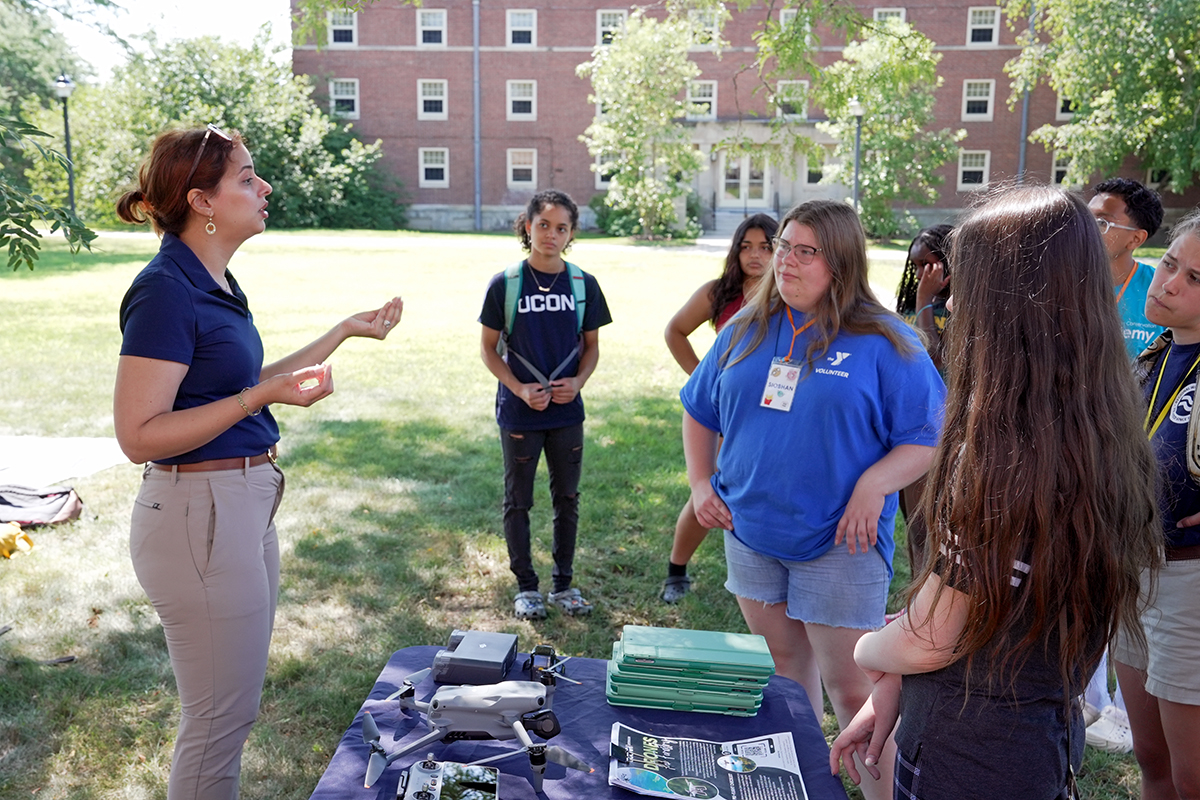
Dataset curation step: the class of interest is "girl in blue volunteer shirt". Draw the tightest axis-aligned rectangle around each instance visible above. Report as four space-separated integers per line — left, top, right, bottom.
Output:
113 126 401 800
830 187 1157 800
681 199 944 800
479 191 612 620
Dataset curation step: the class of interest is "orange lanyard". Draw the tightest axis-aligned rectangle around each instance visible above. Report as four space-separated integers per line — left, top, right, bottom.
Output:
1145 345 1200 439
783 306 815 363
1114 265 1137 305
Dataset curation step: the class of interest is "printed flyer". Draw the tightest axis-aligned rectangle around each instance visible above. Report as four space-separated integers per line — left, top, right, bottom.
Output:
609 723 808 800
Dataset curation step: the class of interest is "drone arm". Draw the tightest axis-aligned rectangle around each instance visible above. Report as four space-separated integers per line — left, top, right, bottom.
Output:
511 719 535 749
384 728 448 767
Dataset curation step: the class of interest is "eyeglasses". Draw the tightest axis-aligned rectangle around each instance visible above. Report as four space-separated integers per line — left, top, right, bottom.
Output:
1094 217 1140 235
183 124 232 189
772 237 823 264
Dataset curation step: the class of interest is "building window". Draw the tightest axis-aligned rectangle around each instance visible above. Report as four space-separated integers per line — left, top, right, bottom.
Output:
418 80 447 121
1052 152 1072 185
419 148 449 188
418 9 446 46
689 9 719 47
775 80 808 120
507 80 536 121
687 80 716 121
873 7 906 22
804 157 824 185
1056 93 1075 121
597 10 627 45
961 79 995 121
779 9 812 46
330 79 359 120
958 150 990 190
507 148 537 189
595 154 616 189
1148 168 1169 187
328 11 357 46
507 10 536 47
967 6 999 46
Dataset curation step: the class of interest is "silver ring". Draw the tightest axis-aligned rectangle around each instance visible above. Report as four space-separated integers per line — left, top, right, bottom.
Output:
383 320 392 327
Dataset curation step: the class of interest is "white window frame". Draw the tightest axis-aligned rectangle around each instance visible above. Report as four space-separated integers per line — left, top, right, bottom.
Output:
329 78 360 120
687 80 717 122
957 150 990 190
804 155 825 185
1147 168 1170 187
418 147 449 188
1056 93 1075 121
774 80 809 120
417 79 448 121
873 7 906 22
779 9 813 46
506 80 537 121
418 9 447 47
966 6 1000 47
594 154 616 189
506 9 536 47
328 11 357 46
1052 151 1074 186
689 9 720 48
961 79 995 122
597 10 627 45
507 148 537 190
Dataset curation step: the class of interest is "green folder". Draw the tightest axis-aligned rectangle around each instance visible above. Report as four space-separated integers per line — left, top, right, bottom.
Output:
615 625 775 678
605 661 763 709
609 644 770 690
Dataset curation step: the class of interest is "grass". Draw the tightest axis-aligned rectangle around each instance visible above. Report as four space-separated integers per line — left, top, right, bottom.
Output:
0 229 1139 799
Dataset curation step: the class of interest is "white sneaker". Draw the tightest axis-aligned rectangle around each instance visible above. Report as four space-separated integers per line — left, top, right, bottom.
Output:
1085 705 1133 753
1081 699 1102 728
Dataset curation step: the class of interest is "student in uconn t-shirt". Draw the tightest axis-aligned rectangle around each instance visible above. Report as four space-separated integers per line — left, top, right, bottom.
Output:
1117 207 1200 799
479 190 611 622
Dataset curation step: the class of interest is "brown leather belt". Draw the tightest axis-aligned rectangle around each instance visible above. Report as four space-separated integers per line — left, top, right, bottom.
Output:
151 447 276 473
1166 543 1200 562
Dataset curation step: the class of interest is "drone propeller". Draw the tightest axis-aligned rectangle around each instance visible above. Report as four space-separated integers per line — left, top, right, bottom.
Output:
384 667 432 702
543 745 593 775
361 711 390 789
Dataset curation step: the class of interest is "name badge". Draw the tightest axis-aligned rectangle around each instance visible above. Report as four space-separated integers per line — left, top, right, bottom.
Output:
761 358 801 411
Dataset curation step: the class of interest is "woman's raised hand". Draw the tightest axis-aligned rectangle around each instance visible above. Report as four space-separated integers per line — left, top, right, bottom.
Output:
343 296 404 340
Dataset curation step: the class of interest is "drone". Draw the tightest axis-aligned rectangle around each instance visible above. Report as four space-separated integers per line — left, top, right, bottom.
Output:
361 668 593 792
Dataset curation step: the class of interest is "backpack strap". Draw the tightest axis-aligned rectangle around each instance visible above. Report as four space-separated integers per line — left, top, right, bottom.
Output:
502 261 525 337
565 260 586 334
499 261 588 386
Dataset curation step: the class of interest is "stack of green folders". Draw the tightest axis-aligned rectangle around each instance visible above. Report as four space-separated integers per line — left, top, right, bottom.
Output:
606 625 775 717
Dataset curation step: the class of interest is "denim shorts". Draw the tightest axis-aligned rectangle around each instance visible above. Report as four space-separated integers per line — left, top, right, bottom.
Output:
723 531 889 630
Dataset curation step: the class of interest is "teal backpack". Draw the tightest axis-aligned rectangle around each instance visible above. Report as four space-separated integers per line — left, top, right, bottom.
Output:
498 260 587 389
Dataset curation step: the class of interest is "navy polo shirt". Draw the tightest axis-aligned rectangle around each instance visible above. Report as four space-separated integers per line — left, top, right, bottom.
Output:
119 233 279 464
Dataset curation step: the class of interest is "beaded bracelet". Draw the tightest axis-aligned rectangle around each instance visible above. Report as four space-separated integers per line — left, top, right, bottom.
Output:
237 387 262 417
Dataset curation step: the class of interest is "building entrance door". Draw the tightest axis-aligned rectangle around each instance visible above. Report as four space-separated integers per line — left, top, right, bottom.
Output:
718 154 770 209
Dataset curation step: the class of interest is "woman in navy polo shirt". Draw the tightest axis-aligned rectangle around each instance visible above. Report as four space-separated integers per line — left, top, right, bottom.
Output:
113 126 401 800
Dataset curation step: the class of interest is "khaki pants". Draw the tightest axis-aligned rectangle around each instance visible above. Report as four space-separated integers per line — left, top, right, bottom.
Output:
130 461 284 800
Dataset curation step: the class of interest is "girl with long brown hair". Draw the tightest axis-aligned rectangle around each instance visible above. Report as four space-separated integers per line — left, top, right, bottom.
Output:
681 199 944 800
830 185 1159 800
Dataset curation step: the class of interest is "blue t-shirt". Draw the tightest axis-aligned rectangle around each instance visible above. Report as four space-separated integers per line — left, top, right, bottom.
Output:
1145 339 1200 549
479 261 612 431
680 310 945 575
119 233 279 464
1118 261 1160 359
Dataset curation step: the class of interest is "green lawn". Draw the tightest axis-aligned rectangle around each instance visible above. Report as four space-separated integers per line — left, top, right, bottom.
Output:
0 229 1139 798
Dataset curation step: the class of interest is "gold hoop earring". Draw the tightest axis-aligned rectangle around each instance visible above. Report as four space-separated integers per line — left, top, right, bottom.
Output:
206 215 216 236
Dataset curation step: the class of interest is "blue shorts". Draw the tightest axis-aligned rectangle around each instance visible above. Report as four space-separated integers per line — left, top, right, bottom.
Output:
723 531 888 630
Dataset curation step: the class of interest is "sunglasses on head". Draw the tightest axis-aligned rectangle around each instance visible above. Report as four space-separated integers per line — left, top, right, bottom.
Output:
183 124 233 189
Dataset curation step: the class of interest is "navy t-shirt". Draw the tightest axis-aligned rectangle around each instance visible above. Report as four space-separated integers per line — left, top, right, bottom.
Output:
119 233 280 464
1145 339 1200 549
479 260 612 431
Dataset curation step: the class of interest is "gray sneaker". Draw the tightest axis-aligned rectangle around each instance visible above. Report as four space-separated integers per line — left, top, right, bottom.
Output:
661 575 692 603
514 591 546 620
548 588 593 616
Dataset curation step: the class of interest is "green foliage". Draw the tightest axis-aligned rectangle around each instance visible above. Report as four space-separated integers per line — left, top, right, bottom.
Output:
1005 0 1200 192
1 118 95 270
577 11 706 238
25 32 406 229
814 21 964 238
0 2 86 115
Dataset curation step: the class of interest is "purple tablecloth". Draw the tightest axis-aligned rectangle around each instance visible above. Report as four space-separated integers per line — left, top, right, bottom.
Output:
309 645 849 800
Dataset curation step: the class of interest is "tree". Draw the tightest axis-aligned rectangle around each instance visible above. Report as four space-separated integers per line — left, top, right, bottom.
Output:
27 31 406 229
576 11 706 237
1005 0 1199 192
814 20 964 238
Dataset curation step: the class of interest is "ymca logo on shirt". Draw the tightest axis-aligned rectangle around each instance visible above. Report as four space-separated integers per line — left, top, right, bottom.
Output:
815 351 851 378
1171 382 1196 425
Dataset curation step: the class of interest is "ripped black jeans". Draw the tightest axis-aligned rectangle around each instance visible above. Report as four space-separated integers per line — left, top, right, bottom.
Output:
500 424 583 594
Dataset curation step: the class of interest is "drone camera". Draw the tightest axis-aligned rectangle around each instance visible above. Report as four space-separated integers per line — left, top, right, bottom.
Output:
521 709 562 739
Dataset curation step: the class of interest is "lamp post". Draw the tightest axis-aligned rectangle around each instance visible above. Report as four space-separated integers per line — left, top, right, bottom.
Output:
53 74 76 216
848 97 864 214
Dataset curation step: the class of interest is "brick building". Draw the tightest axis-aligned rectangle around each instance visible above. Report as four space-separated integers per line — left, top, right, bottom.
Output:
292 0 1197 234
